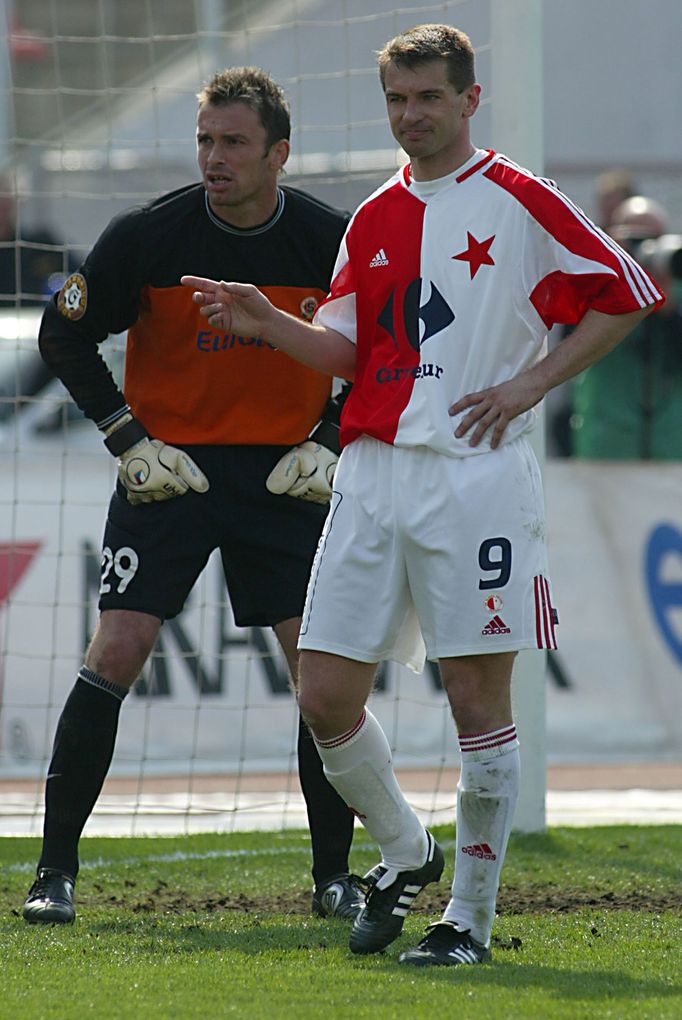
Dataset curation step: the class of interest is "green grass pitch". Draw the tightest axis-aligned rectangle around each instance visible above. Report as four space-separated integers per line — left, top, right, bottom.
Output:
1 825 680 1019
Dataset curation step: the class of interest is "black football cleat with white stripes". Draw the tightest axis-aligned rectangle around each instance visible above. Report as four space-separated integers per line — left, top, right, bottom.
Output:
349 831 444 954
398 921 492 967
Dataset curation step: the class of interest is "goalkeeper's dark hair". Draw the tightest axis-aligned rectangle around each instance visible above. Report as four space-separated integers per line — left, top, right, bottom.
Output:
377 23 476 94
198 67 291 149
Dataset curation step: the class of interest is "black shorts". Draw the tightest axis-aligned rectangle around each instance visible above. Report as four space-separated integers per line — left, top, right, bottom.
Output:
98 444 327 627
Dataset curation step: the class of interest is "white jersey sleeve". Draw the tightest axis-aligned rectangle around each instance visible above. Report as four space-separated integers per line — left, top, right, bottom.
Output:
314 233 357 343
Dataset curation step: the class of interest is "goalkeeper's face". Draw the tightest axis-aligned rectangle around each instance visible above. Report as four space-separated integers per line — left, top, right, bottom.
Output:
197 101 289 226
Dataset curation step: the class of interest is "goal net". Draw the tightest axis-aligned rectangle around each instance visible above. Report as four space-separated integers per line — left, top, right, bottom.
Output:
0 0 545 836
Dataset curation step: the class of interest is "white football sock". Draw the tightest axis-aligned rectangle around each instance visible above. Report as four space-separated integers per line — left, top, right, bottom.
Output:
442 725 520 946
314 708 428 871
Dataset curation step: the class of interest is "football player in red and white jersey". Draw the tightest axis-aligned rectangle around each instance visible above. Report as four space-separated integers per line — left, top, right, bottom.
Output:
184 24 662 966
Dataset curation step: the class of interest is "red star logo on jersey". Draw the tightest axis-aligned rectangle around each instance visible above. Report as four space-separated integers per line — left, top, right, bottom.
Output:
451 232 496 279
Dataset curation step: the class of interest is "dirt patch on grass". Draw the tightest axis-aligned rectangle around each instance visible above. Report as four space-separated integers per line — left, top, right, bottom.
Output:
91 880 681 917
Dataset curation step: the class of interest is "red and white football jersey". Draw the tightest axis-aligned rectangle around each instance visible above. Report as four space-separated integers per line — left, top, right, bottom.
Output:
315 149 663 456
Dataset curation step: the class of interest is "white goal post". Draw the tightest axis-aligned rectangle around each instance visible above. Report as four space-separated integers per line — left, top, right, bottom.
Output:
490 0 546 832
0 0 547 835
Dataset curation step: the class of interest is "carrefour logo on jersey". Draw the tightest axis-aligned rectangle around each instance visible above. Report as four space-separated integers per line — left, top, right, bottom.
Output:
379 278 455 352
195 330 277 352
375 363 444 383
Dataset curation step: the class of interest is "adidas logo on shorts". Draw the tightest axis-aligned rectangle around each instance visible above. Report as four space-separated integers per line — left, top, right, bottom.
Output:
482 614 511 636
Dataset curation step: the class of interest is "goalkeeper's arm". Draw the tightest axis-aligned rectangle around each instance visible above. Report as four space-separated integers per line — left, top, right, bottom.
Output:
266 384 350 505
39 310 209 506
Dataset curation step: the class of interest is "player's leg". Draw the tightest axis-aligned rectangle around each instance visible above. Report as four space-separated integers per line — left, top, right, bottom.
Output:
218 445 364 916
399 651 518 967
297 437 442 952
398 437 553 967
273 617 360 920
299 650 425 859
24 472 215 923
22 609 161 923
298 650 444 954
444 651 519 942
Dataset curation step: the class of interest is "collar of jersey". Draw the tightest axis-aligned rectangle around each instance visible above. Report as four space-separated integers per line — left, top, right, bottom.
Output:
402 148 495 192
204 187 286 235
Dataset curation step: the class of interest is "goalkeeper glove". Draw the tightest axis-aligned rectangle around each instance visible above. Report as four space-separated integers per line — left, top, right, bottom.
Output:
266 440 338 505
103 413 209 505
266 388 349 505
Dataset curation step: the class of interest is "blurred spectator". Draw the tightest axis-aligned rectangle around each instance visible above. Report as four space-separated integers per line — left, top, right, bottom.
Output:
608 194 668 246
549 169 638 455
570 196 682 459
594 167 636 230
0 173 75 307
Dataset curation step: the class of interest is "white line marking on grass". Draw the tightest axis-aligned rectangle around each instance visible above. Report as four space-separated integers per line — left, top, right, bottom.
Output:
9 839 455 876
3 846 314 875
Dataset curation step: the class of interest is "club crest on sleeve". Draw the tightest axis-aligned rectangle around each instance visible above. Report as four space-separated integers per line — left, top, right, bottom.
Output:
58 273 88 320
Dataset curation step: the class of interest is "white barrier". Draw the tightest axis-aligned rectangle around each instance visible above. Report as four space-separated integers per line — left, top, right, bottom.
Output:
545 460 682 762
2 456 681 786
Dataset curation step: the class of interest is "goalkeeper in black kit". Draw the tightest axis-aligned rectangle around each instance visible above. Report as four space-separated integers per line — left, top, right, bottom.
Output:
22 66 362 924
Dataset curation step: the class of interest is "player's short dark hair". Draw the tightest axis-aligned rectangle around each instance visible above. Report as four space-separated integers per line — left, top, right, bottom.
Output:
197 67 291 148
377 23 476 93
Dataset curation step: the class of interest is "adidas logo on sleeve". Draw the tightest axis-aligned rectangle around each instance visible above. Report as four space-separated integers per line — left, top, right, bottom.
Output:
369 248 389 267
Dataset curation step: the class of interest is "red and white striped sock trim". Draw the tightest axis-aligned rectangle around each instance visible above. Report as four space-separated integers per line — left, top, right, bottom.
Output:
459 725 519 761
314 709 367 750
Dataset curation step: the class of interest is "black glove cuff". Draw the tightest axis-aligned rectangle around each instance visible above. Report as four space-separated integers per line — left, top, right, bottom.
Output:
103 418 149 456
309 418 341 455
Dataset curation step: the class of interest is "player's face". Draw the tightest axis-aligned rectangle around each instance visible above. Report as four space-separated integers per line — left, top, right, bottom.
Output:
196 101 289 226
383 59 480 180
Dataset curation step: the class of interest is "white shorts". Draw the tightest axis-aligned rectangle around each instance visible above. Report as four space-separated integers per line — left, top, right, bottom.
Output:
298 435 558 671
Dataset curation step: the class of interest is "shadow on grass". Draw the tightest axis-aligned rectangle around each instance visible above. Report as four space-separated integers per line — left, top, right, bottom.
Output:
6 908 680 1010
367 952 679 1003
73 913 679 1004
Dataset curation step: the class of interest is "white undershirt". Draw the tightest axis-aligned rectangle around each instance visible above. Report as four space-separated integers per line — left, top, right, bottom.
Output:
407 149 489 201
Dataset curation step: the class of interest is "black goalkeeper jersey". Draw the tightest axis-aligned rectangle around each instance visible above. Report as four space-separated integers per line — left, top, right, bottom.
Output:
39 183 349 445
